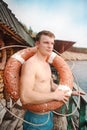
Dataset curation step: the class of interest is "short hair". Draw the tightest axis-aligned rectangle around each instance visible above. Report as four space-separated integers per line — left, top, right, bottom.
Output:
35 30 55 41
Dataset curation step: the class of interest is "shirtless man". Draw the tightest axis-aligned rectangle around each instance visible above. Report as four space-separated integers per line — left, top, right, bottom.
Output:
20 30 85 130
20 30 69 130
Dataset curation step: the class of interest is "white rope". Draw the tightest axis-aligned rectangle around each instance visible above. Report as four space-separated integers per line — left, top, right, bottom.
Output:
11 53 25 64
48 52 57 63
0 100 50 126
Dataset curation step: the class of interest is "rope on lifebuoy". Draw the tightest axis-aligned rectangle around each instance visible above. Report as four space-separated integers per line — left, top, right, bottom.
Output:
11 53 25 64
4 47 74 112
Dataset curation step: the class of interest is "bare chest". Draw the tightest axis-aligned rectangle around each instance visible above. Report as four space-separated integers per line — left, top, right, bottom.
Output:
36 63 51 82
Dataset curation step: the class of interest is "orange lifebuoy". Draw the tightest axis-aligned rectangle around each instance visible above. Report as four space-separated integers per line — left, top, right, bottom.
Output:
4 47 73 112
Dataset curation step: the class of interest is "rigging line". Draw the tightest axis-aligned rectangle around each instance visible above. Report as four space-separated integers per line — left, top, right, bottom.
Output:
71 116 79 129
0 45 29 51
71 117 77 130
0 100 50 127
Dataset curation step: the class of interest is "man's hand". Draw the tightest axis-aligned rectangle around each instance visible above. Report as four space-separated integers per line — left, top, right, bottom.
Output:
54 87 69 103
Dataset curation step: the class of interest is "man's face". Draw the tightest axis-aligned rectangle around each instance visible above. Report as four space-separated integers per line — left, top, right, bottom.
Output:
37 35 55 56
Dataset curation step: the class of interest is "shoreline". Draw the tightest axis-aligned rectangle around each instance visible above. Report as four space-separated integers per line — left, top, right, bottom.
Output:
62 51 87 61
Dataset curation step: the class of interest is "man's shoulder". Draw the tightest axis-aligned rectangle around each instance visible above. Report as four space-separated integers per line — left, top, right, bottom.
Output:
24 56 38 68
21 58 37 75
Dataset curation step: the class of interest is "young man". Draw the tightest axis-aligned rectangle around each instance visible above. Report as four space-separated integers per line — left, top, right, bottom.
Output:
20 30 85 130
20 30 70 130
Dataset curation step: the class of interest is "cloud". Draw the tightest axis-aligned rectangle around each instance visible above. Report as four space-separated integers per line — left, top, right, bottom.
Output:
3 0 87 48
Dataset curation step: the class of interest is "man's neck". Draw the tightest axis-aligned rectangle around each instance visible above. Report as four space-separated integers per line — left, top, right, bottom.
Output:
36 51 48 62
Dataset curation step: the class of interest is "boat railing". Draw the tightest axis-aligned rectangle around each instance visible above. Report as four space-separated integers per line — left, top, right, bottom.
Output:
67 83 87 130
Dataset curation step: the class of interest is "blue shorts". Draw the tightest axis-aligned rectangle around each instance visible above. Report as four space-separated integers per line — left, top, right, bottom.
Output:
23 110 53 130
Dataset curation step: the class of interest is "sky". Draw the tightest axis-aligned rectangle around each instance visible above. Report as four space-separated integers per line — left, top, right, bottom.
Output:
3 0 87 48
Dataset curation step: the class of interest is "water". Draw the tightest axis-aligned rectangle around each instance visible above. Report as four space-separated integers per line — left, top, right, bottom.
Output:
68 61 87 92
